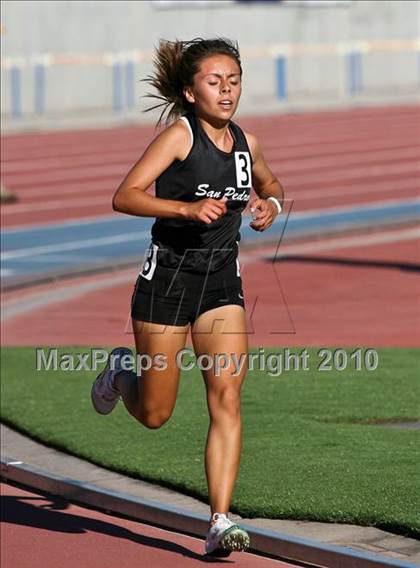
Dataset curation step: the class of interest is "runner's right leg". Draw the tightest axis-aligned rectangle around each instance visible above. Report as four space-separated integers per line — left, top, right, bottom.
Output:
114 318 190 429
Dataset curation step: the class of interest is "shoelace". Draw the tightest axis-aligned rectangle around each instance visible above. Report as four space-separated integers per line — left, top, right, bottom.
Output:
210 513 234 531
211 513 226 523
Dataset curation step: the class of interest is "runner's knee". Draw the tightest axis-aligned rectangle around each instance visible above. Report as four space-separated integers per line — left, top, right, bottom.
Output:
208 388 241 420
137 406 173 429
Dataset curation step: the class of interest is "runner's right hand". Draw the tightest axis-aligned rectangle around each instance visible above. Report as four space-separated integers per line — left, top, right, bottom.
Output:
182 197 228 224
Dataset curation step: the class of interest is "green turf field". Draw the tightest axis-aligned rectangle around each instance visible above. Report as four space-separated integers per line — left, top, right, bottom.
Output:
1 346 419 538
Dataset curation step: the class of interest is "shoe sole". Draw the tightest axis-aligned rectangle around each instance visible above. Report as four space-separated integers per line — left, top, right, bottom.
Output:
205 525 250 556
220 526 250 552
204 547 232 558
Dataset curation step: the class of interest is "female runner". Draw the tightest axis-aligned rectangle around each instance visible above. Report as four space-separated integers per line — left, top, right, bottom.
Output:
91 37 285 557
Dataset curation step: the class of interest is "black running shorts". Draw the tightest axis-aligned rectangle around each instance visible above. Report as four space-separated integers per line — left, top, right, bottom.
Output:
131 261 245 326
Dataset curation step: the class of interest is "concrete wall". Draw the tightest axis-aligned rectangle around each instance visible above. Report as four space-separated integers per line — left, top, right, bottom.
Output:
1 0 419 130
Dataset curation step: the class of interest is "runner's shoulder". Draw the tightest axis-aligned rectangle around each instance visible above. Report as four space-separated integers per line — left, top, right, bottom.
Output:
152 118 192 162
243 131 259 164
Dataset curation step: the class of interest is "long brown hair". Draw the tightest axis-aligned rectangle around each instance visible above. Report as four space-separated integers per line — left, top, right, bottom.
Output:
141 37 242 127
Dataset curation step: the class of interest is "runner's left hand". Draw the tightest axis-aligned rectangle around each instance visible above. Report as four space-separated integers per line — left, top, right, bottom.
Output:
249 198 278 231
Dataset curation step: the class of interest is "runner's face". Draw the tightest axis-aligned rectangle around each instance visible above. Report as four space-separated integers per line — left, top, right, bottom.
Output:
184 54 242 120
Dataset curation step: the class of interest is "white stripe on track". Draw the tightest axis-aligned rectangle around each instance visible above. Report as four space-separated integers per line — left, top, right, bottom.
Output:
255 129 420 153
8 179 120 198
2 213 118 233
294 180 418 200
271 161 420 186
1 153 139 175
1 272 137 322
1 163 130 185
239 226 420 263
279 227 420 256
3 231 151 260
1 196 110 214
287 197 420 219
263 146 420 169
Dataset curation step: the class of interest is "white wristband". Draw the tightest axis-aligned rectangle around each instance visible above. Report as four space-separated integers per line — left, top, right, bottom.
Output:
267 196 282 215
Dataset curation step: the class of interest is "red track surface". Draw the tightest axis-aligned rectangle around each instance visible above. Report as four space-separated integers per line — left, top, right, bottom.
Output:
1 483 293 567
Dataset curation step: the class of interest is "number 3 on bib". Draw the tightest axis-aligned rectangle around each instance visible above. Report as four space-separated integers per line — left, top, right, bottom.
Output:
234 152 252 188
140 243 158 280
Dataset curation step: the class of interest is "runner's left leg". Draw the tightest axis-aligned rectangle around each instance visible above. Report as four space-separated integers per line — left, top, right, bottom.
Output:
191 304 248 521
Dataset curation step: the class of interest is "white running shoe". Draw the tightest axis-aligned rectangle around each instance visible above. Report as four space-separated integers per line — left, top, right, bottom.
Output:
91 347 133 415
204 513 250 557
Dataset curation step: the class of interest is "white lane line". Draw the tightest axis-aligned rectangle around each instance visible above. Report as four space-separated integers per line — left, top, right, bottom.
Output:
8 179 118 198
1 152 138 174
239 226 420 264
1 272 137 322
270 161 420 185
1 196 109 214
276 226 420 256
1 163 129 184
257 123 420 150
292 179 418 200
287 197 420 219
0 268 16 277
20 254 111 264
265 147 420 172
2 267 137 308
2 231 151 260
2 213 118 233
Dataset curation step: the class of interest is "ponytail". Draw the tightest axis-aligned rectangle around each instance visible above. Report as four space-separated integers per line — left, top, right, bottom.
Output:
141 39 187 127
141 37 242 127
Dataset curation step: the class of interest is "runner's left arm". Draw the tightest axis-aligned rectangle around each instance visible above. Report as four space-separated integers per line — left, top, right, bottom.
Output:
245 132 285 232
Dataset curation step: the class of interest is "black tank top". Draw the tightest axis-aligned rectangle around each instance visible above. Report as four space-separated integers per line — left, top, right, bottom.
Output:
150 111 253 274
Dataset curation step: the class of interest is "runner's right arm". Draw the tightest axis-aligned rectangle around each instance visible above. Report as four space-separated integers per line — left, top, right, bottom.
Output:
112 121 227 224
